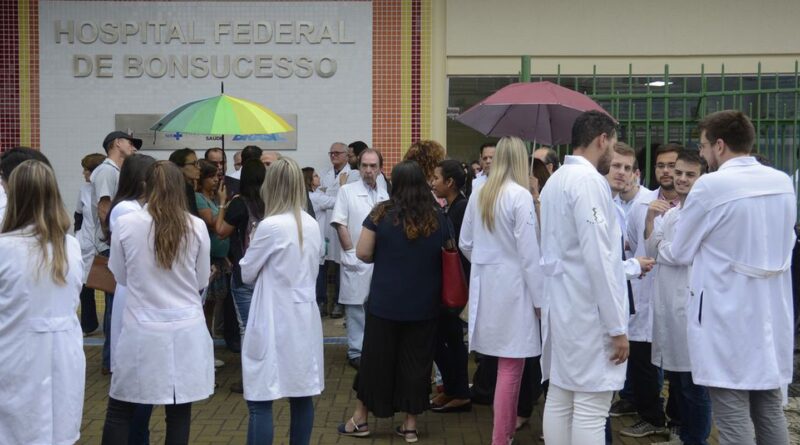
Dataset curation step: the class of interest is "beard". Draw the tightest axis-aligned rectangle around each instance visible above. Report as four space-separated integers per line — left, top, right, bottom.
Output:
597 151 612 176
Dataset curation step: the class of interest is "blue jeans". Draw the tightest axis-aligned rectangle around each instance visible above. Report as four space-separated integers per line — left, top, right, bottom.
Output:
667 371 711 445
345 304 365 359
246 397 314 445
230 278 254 339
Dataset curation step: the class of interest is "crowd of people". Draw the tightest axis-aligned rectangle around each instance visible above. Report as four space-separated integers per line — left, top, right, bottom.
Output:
0 108 795 445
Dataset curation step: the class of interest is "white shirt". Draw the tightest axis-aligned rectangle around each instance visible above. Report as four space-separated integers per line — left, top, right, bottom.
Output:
330 180 388 305
240 212 325 401
108 209 213 404
645 206 692 371
459 180 544 358
539 155 628 392
320 163 352 262
472 172 487 189
668 156 796 391
0 230 85 445
89 158 120 253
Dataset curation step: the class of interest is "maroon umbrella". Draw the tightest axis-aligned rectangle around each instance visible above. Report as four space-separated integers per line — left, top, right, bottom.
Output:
456 81 615 145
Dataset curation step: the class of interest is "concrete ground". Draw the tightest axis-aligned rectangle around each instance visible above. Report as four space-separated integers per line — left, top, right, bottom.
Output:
77 317 719 444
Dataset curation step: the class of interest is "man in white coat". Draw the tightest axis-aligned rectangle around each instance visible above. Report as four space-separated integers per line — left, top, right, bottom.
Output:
471 143 495 189
540 110 630 444
644 149 712 445
668 110 795 445
320 142 352 318
331 149 389 369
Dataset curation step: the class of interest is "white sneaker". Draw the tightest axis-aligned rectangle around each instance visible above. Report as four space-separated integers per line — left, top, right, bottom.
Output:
214 359 225 368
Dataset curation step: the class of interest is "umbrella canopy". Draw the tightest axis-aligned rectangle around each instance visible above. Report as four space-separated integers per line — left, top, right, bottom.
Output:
456 81 614 145
150 94 293 135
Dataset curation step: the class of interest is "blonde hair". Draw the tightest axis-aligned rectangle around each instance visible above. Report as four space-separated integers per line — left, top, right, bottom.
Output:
478 136 529 232
261 157 307 248
1 160 72 284
146 161 191 269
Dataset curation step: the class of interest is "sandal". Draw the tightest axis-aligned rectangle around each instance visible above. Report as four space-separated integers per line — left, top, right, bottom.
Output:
396 424 419 443
337 417 370 437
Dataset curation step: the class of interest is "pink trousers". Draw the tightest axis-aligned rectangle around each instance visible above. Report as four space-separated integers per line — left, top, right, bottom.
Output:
492 357 525 445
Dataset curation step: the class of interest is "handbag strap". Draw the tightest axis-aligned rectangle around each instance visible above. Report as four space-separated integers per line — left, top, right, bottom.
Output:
441 210 457 251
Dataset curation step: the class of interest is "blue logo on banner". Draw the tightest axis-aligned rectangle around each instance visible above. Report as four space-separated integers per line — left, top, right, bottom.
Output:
166 132 183 140
232 134 287 142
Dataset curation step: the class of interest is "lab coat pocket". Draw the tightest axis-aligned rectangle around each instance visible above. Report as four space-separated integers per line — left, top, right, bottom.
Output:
471 247 502 265
244 323 270 361
291 287 316 304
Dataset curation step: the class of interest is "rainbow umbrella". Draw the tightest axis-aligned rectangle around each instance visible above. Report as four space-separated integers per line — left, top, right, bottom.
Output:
150 93 293 138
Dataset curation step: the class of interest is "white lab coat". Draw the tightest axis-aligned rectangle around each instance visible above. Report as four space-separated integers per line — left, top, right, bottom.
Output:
309 189 337 265
539 155 629 392
0 186 6 226
459 180 543 358
624 188 661 342
645 206 692 372
108 209 214 404
669 156 796 391
330 180 389 305
0 230 85 445
107 200 143 371
239 212 325 401
320 164 352 262
75 183 95 282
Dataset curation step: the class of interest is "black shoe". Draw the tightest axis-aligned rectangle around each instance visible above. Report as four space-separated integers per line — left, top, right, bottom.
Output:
430 401 472 413
348 357 361 370
331 304 344 319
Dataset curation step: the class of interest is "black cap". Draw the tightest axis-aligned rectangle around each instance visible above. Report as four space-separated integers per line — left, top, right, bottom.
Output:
103 131 142 151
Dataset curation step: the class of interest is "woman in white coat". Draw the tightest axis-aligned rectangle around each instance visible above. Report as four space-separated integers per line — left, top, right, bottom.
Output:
240 157 324 445
102 161 213 444
0 159 86 445
459 136 544 445
302 166 337 313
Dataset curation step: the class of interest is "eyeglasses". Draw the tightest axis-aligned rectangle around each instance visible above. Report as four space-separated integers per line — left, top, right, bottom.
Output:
328 151 347 157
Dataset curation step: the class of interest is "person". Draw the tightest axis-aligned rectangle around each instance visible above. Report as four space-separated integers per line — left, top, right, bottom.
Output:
303 167 337 316
331 149 390 369
241 145 263 164
216 159 267 393
320 142 352 319
94 131 141 375
239 157 323 445
533 146 560 174
0 159 86 445
616 144 682 438
102 161 213 444
338 160 447 442
539 110 629 444
470 160 481 177
261 150 280 167
231 150 243 178
0 147 52 228
430 159 471 413
472 143 496 189
346 141 390 191
644 149 712 445
75 152 106 335
403 140 446 184
206 146 239 198
459 136 543 445
196 160 231 338
668 110 795 445
168 147 201 216
104 153 157 444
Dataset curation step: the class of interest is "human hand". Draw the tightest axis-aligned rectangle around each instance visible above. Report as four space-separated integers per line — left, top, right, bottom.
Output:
217 182 227 205
528 175 540 199
635 256 655 275
610 334 629 365
646 200 671 220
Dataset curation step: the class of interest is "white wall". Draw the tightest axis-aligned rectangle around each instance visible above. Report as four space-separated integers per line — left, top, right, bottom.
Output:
39 1 372 214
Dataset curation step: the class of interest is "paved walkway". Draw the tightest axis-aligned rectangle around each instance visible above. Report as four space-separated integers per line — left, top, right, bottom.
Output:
78 318 719 444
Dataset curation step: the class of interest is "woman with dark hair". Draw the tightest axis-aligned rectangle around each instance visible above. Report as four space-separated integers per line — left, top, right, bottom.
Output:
102 161 213 443
216 158 266 393
338 160 446 443
75 152 106 335
430 159 471 413
168 147 200 216
104 153 157 444
0 160 85 444
195 159 231 336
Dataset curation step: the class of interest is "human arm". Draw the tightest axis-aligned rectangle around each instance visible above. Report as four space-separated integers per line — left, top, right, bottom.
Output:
667 184 710 265
457 194 476 261
356 227 376 263
644 200 671 240
194 220 212 290
572 176 628 337
195 193 217 229
645 210 685 266
215 196 240 239
97 197 112 227
108 220 127 287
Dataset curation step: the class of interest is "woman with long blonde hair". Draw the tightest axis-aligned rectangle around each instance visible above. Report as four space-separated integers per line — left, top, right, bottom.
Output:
0 159 86 444
102 161 213 444
459 136 544 445
239 157 324 445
